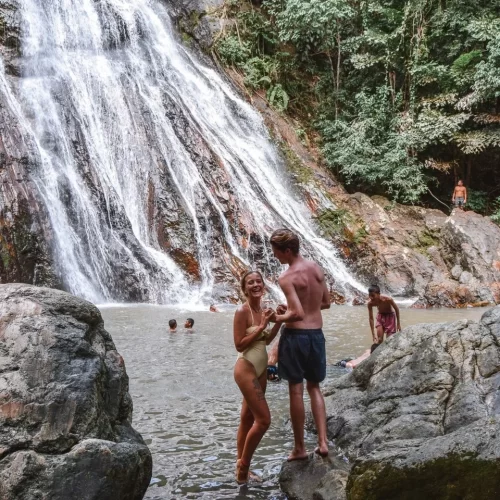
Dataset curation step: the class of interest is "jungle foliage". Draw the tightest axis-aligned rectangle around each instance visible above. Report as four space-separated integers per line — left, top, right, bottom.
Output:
215 0 500 215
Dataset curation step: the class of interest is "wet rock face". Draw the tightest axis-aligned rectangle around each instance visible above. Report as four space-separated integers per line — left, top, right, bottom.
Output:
0 284 152 500
0 1 59 289
280 307 500 500
163 0 226 50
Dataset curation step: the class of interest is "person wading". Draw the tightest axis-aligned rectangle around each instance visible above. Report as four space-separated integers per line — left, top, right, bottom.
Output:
233 271 282 483
270 229 331 461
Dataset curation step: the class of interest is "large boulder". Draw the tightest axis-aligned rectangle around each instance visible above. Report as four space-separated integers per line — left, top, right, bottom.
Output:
280 453 350 500
280 306 500 499
0 284 152 500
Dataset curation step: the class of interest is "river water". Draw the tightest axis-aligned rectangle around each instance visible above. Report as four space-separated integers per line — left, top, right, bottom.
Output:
100 305 489 499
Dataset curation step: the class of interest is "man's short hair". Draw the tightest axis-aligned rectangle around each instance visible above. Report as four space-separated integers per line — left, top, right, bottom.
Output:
186 318 194 327
270 228 300 255
169 319 177 328
368 285 380 294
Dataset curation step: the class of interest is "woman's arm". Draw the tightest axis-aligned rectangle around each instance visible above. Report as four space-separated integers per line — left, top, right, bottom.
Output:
233 307 272 352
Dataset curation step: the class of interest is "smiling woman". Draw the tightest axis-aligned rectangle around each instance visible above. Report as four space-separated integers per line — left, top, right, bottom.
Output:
232 271 283 484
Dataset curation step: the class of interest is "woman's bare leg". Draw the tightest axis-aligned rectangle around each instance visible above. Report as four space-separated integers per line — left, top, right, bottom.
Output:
237 399 254 460
234 360 271 470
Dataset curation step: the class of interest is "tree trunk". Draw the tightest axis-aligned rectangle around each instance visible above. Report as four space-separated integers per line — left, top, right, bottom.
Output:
336 26 341 121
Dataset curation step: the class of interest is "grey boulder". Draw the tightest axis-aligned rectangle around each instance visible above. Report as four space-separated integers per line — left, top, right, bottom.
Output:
281 306 500 499
0 284 152 500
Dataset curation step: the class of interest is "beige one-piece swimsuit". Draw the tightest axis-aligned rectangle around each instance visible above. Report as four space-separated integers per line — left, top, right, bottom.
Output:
236 308 269 377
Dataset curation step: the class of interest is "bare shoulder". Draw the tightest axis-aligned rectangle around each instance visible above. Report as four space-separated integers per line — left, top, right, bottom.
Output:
381 294 393 303
367 299 374 308
306 259 325 278
235 304 248 316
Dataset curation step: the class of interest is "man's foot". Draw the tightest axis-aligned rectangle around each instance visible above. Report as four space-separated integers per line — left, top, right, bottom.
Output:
287 449 308 461
236 459 249 484
314 444 329 458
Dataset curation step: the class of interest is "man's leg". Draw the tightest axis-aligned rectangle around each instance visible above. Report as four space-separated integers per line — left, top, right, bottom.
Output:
288 381 308 461
307 380 328 456
376 325 384 343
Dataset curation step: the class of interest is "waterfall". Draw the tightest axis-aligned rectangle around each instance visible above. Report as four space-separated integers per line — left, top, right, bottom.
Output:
1 0 365 304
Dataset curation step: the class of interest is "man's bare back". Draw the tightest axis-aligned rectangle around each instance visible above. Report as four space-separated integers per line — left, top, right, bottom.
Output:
278 259 329 329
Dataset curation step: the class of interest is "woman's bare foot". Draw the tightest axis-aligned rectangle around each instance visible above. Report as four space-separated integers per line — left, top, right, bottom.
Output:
236 459 250 484
314 443 329 458
287 448 308 462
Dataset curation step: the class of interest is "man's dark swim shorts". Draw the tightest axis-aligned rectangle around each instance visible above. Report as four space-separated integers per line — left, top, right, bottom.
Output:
278 328 326 383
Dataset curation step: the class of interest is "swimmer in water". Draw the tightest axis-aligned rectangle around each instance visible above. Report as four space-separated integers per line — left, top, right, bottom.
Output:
233 271 282 484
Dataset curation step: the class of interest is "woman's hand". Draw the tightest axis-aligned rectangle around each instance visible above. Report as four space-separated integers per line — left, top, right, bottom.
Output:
260 308 275 329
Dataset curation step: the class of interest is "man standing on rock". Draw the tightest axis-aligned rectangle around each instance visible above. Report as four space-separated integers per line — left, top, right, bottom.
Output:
270 228 331 460
452 180 467 210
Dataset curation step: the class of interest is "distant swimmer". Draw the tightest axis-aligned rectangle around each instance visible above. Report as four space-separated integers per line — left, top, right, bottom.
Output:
452 179 467 210
233 270 282 484
168 319 177 333
184 318 194 330
367 285 401 345
209 304 219 313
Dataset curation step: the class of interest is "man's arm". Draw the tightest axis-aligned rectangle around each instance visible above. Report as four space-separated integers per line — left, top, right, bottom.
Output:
368 303 376 341
452 187 456 201
275 276 304 323
464 187 467 204
390 299 402 331
321 270 331 310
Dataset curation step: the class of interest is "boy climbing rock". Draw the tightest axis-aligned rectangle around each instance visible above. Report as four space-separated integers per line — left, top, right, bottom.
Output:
367 285 402 344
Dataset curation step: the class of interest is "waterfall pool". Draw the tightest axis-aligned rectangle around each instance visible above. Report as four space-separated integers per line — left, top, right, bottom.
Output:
101 305 489 499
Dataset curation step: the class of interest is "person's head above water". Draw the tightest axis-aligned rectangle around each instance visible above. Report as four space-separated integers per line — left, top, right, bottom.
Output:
368 284 381 300
185 318 194 329
270 228 300 264
240 270 265 299
168 319 177 330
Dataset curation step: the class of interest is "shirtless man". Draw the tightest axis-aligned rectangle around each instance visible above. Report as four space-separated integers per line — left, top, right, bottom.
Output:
367 285 401 344
452 180 467 210
270 228 331 461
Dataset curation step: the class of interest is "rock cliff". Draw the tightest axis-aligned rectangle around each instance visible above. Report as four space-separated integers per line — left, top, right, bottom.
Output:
0 284 152 499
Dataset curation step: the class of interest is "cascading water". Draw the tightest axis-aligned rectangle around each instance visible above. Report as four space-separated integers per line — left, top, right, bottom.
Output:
1 0 366 304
